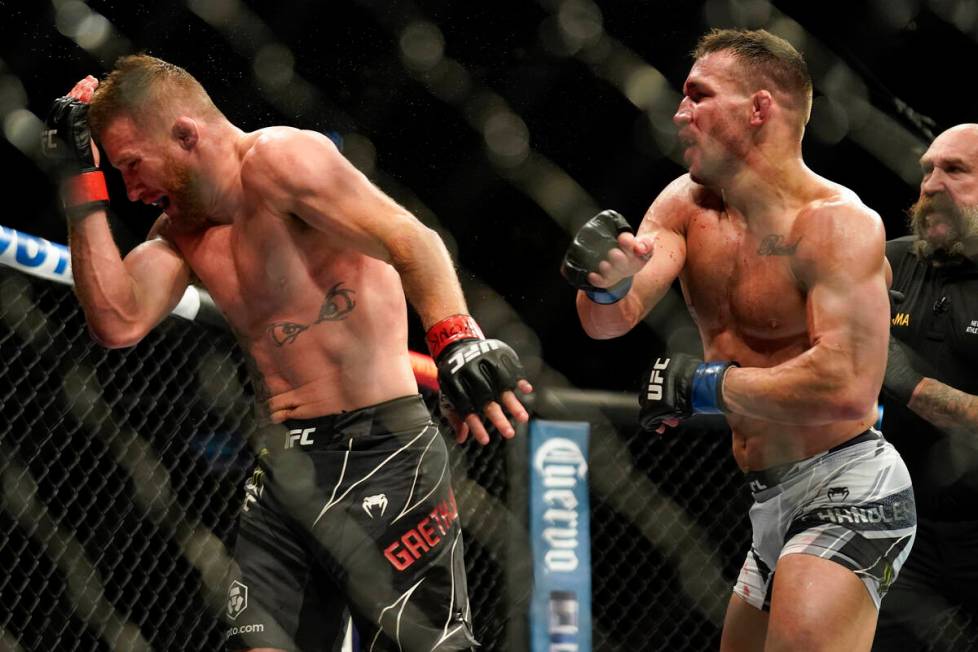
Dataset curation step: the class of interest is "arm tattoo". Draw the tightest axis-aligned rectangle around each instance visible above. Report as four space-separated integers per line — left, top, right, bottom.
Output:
757 234 800 256
266 282 357 346
908 378 978 435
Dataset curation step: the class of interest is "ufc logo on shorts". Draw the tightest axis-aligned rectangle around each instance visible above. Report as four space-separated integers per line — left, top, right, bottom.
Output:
286 427 316 449
447 340 500 373
647 358 670 401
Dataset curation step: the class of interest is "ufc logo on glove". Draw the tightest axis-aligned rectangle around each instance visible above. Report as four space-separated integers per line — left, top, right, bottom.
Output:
646 358 670 400
447 340 502 373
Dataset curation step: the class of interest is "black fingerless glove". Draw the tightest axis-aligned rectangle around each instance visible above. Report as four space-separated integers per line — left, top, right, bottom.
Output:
639 352 738 431
42 96 109 218
561 210 634 304
426 314 527 417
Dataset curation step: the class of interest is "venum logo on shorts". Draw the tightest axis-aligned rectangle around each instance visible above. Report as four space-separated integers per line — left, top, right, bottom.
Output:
827 486 850 502
242 468 265 513
383 491 460 571
362 493 388 518
226 580 249 621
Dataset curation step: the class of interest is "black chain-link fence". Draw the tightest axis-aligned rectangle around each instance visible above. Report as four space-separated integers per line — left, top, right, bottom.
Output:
0 267 974 652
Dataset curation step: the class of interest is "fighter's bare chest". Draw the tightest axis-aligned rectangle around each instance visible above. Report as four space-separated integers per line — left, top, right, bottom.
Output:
175 220 346 317
681 218 807 336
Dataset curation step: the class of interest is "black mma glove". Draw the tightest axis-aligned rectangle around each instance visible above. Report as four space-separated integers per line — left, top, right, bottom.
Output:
561 210 635 304
882 336 932 406
639 352 738 431
42 95 109 218
426 314 527 418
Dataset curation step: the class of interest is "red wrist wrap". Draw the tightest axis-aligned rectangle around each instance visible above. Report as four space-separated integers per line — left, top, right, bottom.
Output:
63 170 109 210
426 314 484 359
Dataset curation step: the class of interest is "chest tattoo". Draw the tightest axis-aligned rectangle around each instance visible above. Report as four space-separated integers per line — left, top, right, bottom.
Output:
757 234 800 256
266 282 357 346
316 282 356 322
267 321 310 346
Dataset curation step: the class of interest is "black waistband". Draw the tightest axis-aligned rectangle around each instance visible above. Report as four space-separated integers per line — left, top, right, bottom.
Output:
264 394 431 451
744 429 880 494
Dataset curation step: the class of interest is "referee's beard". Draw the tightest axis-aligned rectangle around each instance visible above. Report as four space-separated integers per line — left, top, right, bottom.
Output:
908 193 978 264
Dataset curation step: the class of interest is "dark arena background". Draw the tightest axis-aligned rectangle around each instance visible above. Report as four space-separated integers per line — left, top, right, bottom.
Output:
0 1 976 651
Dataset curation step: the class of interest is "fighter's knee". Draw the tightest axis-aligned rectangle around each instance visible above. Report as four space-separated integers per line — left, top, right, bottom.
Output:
765 621 825 652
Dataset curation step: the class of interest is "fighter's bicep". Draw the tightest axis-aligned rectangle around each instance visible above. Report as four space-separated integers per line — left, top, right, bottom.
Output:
123 238 193 315
805 254 889 376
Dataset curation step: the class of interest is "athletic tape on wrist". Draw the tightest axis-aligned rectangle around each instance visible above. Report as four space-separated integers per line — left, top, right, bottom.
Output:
63 170 109 215
691 361 737 414
585 276 632 305
426 314 484 359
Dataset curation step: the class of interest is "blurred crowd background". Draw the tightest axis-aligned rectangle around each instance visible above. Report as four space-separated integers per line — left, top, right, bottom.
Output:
4 0 977 391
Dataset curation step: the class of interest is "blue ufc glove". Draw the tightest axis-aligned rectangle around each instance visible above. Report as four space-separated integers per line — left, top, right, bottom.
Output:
639 352 738 430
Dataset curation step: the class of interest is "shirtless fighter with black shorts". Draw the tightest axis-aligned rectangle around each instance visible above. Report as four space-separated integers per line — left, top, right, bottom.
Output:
43 55 531 652
562 29 915 651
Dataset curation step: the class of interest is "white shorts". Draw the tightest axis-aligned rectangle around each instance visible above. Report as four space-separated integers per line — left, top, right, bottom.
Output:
734 429 916 611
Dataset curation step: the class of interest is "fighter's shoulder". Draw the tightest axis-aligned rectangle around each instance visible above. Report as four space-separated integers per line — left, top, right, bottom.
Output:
795 187 884 247
642 174 718 230
792 188 885 283
240 127 339 184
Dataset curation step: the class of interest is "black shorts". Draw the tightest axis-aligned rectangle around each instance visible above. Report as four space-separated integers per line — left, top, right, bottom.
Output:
225 395 477 651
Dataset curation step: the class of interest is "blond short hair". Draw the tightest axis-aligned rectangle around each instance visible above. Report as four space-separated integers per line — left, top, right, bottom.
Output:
88 54 222 139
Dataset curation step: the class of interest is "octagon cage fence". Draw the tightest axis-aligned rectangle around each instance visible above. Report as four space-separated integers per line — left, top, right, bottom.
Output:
0 260 973 652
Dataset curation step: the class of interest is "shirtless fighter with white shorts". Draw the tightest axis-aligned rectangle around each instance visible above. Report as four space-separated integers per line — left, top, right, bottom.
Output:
562 29 915 652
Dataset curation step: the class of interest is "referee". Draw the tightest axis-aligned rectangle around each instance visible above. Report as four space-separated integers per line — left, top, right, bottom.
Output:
874 124 978 651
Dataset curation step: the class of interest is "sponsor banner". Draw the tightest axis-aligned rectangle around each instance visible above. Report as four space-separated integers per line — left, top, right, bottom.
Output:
0 223 202 320
0 225 72 285
529 420 591 652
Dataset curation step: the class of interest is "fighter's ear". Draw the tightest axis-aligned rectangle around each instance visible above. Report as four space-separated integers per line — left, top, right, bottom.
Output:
172 117 199 151
750 90 773 127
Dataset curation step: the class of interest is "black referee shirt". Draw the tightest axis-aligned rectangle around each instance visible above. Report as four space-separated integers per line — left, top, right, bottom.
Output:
883 235 978 521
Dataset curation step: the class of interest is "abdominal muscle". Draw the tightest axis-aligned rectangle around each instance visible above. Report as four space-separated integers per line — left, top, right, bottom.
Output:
705 330 875 472
726 414 873 472
179 226 420 424
237 283 420 423
259 349 419 423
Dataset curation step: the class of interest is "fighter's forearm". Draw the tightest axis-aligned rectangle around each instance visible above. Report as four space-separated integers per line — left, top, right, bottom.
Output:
388 221 469 329
722 348 879 426
576 292 642 339
575 274 671 340
908 377 978 435
68 213 146 344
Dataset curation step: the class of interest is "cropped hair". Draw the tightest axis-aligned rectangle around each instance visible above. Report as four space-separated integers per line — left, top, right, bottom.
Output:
693 28 813 122
88 54 222 139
